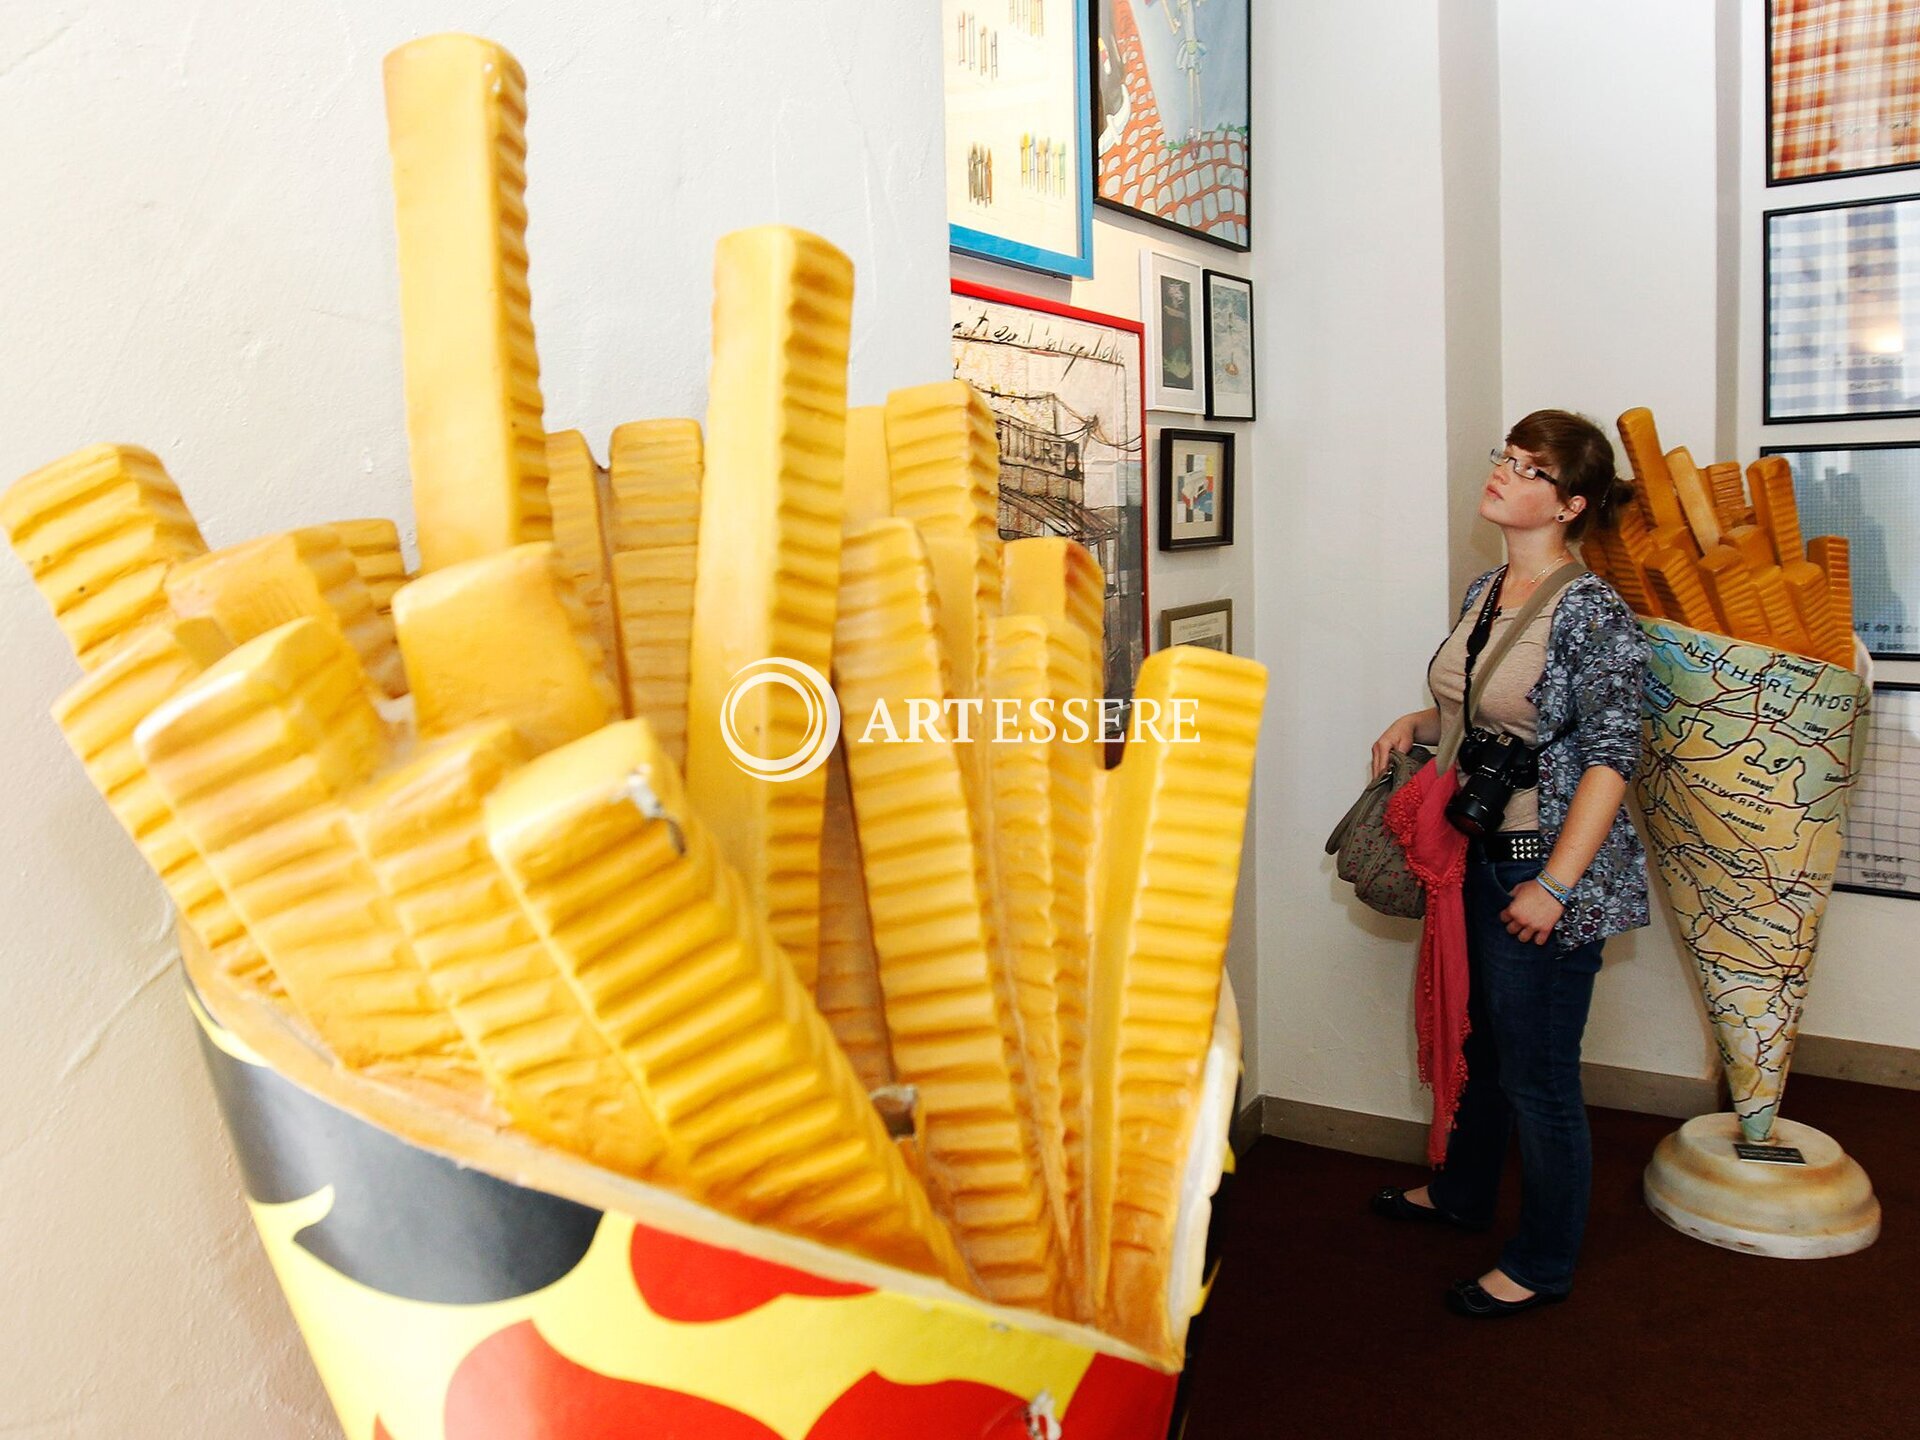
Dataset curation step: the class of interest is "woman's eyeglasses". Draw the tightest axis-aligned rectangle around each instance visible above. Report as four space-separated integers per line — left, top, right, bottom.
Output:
1489 446 1559 485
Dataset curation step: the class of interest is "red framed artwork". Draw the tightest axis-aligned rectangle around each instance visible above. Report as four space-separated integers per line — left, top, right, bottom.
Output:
949 279 1151 719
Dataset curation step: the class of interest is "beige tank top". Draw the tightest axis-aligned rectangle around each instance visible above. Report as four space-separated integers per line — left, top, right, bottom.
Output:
1427 589 1564 833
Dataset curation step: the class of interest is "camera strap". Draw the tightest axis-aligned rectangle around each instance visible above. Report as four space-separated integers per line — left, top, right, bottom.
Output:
1438 560 1584 774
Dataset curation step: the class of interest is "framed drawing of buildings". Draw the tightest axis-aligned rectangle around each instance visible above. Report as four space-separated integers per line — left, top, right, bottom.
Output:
1835 682 1920 901
945 0 1096 277
1768 0 1920 185
1093 0 1250 249
951 279 1149 711
1764 441 1920 659
1765 193 1920 422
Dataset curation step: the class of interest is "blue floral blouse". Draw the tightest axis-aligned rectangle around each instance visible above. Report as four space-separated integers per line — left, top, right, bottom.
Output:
1450 567 1651 952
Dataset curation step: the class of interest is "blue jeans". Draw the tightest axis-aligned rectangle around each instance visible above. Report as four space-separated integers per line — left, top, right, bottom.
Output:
1426 855 1604 1295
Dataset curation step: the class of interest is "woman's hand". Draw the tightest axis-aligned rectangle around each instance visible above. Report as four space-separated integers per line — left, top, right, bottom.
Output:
1500 881 1564 946
1370 714 1420 778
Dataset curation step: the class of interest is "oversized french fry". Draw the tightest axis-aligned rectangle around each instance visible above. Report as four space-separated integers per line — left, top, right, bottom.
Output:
606 419 701 552
1666 446 1723 553
1003 537 1107 700
612 546 696 767
1697 547 1767 643
393 542 618 754
1783 559 1849 667
134 618 474 1078
1749 456 1807 566
384 34 550 571
1644 550 1723 635
345 720 667 1180
543 430 620 681
1752 564 1815 654
485 716 970 1288
815 745 894 1090
1584 525 1648 616
1618 409 1684 532
165 527 406 699
835 518 1066 1312
50 618 275 994
1088 644 1266 1360
844 404 893 529
684 226 852 991
1 443 209 670
1727 522 1776 572
332 518 408 619
1704 462 1750 530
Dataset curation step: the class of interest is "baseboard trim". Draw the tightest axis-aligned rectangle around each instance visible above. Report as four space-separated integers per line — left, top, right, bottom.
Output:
1795 1035 1920 1091
1580 1061 1720 1119
1231 1098 1264 1158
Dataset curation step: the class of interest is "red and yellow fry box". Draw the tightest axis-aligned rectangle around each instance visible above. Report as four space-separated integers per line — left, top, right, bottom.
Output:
182 931 1240 1440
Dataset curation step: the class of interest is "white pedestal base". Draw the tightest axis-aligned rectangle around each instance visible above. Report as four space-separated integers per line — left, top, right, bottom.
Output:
1643 1114 1880 1258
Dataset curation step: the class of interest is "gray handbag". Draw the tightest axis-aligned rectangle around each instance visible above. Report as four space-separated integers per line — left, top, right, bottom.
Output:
1324 744 1433 919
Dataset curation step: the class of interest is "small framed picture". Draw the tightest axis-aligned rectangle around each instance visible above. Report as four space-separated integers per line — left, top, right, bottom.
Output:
1141 251 1207 413
1157 427 1234 550
1202 270 1255 420
1159 598 1233 653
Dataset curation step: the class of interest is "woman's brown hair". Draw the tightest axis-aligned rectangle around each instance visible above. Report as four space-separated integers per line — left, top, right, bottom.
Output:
1506 409 1637 542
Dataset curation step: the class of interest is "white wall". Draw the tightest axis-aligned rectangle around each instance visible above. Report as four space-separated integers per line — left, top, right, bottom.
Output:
1251 0 1458 1117
1733 1 1920 1051
0 2 948 1435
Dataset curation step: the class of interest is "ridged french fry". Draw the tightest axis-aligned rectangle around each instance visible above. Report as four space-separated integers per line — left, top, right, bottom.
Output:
1618 409 1684 532
50 618 276 994
835 518 1066 1312
485 716 970 1288
1644 550 1723 634
684 227 853 992
816 745 894 1091
606 419 701 552
1750 457 1807 566
612 546 696 768
394 542 618 754
1 443 209 670
332 518 408 620
1727 523 1775 572
1782 560 1849 667
1003 536 1107 703
844 404 893 530
1752 564 1815 654
1704 462 1749 531
135 618 474 1078
1584 524 1653 618
165 528 406 699
346 720 668 1180
1089 645 1266 1360
1666 446 1723 552
384 34 550 571
1697 547 1767 643
543 430 620 681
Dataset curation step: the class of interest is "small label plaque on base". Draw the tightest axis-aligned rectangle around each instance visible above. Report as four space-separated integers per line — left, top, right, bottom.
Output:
1734 1142 1808 1165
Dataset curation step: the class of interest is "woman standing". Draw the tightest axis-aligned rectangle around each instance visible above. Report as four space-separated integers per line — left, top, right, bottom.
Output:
1368 409 1649 1316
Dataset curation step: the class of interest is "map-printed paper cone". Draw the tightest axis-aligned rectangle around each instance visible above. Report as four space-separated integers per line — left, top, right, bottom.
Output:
180 931 1234 1440
1636 622 1867 1144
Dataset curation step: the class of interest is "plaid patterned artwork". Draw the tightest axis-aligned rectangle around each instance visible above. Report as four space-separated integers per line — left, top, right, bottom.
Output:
1766 196 1920 420
1771 0 1920 182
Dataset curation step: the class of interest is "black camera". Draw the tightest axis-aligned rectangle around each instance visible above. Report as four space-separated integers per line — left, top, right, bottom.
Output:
1445 728 1539 837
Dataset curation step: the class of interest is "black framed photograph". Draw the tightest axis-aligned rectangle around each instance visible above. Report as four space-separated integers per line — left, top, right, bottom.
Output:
1768 0 1920 187
1835 681 1920 901
1765 193 1920 423
1092 0 1251 249
1157 428 1233 551
1158 598 1232 652
1761 440 1920 660
1202 270 1254 420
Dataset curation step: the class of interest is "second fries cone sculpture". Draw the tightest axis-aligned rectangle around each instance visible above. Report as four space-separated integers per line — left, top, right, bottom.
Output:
1601 408 1882 1257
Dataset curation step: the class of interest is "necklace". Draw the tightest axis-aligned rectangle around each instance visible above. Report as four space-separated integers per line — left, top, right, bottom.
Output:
1497 554 1572 613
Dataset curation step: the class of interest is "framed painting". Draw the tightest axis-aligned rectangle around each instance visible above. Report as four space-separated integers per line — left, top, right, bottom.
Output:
1762 441 1920 659
1835 682 1920 901
1141 251 1206 414
1202 269 1255 420
1768 0 1920 186
1093 0 1251 249
951 279 1150 715
1764 193 1920 423
1157 427 1234 551
1158 598 1232 653
945 0 1096 277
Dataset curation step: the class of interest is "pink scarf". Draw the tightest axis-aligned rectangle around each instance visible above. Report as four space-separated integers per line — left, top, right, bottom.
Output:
1385 760 1471 1167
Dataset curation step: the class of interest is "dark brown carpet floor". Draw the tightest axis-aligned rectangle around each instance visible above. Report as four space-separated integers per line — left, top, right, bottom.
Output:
1177 1075 1918 1440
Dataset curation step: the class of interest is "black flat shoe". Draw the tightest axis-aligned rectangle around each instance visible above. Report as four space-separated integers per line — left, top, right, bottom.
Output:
1368 1186 1489 1233
1444 1278 1568 1318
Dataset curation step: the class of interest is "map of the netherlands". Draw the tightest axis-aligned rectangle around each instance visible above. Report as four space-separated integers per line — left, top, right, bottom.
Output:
1636 622 1868 1143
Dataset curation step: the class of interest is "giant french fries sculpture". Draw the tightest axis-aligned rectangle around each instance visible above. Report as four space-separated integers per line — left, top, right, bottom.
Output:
1596 409 1881 1257
3 31 1268 1436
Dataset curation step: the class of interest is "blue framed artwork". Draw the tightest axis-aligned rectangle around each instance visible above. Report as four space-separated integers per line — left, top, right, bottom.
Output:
945 0 1095 278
